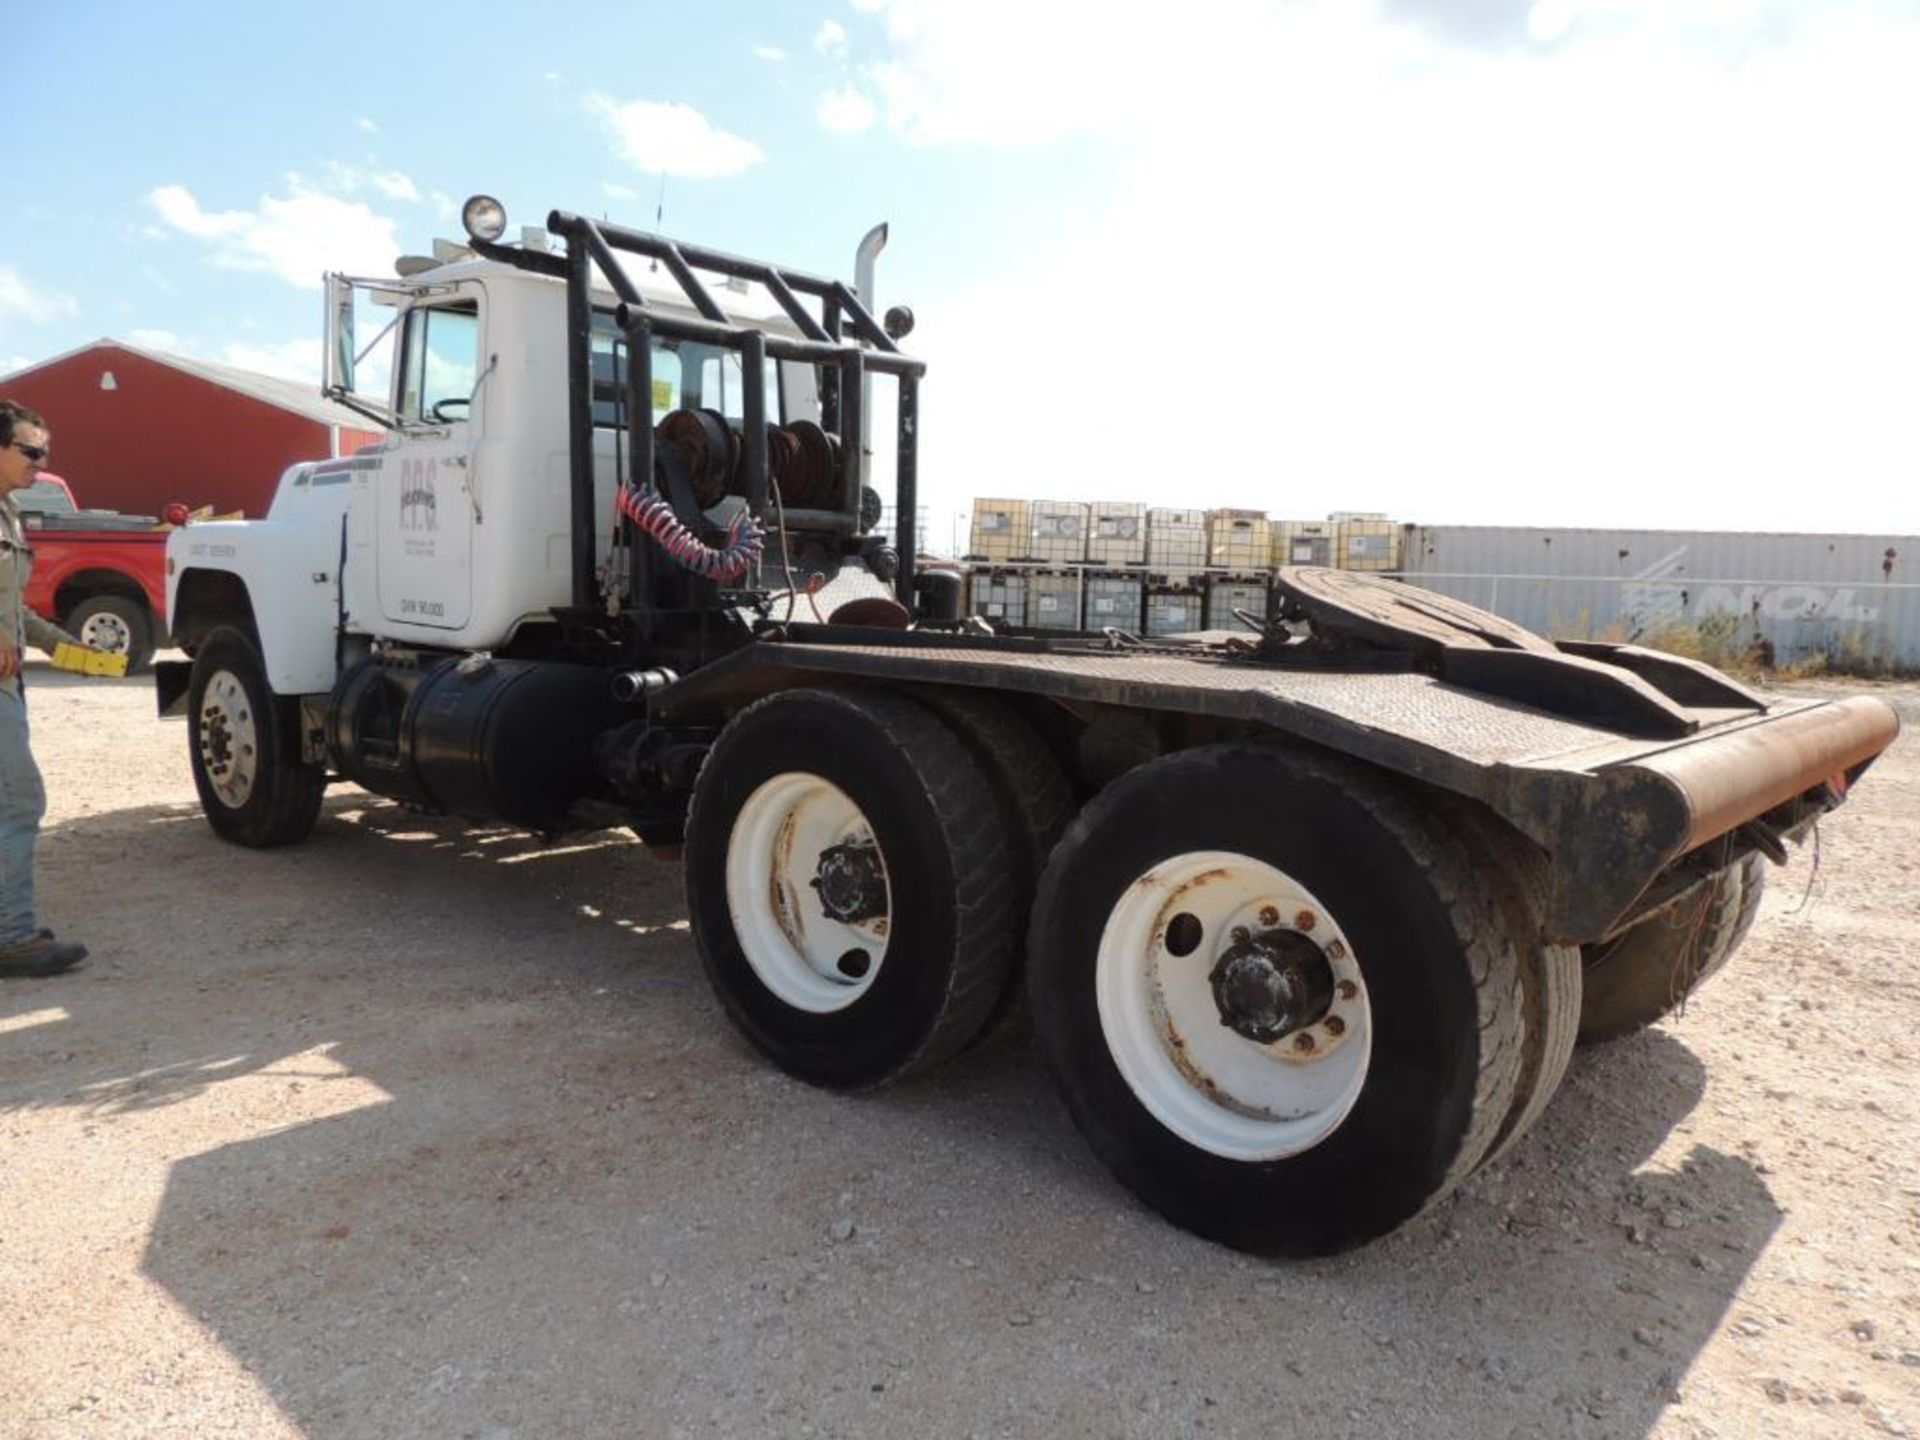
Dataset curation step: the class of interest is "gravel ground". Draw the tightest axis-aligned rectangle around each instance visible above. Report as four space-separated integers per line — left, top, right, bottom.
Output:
1 665 1915 1440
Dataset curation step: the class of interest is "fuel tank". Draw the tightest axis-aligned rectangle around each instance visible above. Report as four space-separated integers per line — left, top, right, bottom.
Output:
329 653 620 831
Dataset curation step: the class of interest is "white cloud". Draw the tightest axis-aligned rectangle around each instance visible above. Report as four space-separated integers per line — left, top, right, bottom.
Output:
126 328 185 351
220 338 322 384
0 266 78 326
428 190 458 223
817 85 878 135
1526 0 1580 44
367 169 420 202
0 355 32 378
859 0 1197 146
146 181 402 288
601 181 640 202
815 19 850 59
322 163 421 203
753 44 787 61
900 2 1920 532
585 95 765 179
356 116 379 134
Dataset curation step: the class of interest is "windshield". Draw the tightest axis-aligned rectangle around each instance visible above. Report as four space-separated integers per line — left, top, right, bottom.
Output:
15 477 76 515
399 304 480 422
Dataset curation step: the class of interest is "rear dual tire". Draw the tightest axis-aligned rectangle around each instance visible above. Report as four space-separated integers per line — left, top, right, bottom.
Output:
1577 853 1768 1044
1027 745 1528 1257
684 688 1023 1089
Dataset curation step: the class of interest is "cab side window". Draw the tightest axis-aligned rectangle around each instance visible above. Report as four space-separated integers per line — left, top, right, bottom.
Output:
398 304 480 422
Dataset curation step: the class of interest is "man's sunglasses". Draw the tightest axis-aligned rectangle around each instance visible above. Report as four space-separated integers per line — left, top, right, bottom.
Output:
8 442 48 463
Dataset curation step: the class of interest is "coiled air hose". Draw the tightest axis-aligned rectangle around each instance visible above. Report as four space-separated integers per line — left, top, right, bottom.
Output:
617 483 765 585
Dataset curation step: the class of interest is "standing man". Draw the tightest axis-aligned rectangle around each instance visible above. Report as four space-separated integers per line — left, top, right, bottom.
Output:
0 398 87 976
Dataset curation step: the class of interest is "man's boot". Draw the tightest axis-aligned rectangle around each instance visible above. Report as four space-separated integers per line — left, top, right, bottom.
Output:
0 935 87 977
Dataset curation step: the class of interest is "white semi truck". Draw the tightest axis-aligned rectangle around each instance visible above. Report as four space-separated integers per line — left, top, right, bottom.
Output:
159 196 1898 1256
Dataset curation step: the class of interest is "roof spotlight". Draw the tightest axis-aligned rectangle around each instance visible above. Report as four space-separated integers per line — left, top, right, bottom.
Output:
461 194 508 244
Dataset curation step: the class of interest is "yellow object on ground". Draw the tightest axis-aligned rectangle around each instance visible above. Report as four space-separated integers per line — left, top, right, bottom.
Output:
50 642 129 678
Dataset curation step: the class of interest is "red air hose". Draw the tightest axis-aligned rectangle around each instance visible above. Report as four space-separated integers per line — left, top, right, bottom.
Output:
617 484 765 585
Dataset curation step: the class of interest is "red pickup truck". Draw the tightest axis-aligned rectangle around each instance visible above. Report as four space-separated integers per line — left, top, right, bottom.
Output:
17 474 182 673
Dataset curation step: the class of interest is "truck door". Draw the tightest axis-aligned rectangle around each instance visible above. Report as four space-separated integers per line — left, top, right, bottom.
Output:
376 296 481 630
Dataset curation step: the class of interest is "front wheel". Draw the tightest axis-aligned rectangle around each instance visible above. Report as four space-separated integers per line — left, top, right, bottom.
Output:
67 593 154 672
187 627 324 847
1027 745 1525 1256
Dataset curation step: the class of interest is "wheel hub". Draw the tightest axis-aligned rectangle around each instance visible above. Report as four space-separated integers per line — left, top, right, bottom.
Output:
813 840 887 924
1208 929 1335 1043
196 671 258 808
80 613 131 652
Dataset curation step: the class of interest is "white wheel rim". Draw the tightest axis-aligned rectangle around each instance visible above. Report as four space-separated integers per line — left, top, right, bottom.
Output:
725 773 892 1013
1096 850 1372 1161
79 611 132 653
197 670 259 809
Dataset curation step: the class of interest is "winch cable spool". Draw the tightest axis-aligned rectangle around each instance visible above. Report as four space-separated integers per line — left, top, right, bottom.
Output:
656 408 736 509
618 433 764 586
780 419 840 510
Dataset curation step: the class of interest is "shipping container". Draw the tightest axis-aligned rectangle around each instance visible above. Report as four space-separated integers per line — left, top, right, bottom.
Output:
1029 500 1089 564
967 567 1029 627
1336 518 1403 572
1205 576 1271 631
1147 507 1208 573
1273 520 1335 569
1145 583 1206 638
1027 569 1083 630
1207 509 1272 572
1400 524 1920 669
1086 502 1148 567
1082 570 1145 633
967 499 1030 564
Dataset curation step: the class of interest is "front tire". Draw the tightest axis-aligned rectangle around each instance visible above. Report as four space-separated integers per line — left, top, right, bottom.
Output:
187 627 324 847
684 688 1020 1089
67 593 154 673
1027 745 1524 1256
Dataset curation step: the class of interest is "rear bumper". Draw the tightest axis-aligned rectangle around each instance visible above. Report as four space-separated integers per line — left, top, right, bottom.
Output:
1630 695 1899 851
1534 695 1899 941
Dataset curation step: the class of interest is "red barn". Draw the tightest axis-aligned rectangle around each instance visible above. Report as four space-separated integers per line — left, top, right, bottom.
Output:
2 340 383 517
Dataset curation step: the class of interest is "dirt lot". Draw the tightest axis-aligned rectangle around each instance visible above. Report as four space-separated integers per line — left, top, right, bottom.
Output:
1 666 1915 1440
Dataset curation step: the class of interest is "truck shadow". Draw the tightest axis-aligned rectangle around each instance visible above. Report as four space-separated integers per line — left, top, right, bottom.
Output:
4 795 1781 1439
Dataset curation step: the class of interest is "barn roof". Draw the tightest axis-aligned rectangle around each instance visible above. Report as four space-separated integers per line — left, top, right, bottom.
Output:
3 339 377 431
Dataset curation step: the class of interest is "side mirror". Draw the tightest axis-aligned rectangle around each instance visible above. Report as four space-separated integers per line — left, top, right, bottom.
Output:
883 305 915 341
324 273 356 395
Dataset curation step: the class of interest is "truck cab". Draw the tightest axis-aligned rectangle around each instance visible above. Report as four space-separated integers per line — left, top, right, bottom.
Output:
168 237 831 696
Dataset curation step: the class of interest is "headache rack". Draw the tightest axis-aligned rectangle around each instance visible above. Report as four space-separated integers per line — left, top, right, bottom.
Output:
473 212 929 622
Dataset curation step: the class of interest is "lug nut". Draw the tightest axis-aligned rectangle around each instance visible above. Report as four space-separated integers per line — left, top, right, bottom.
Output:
1324 1015 1347 1036
1257 906 1280 927
1326 940 1346 961
1292 1032 1316 1053
1336 980 1358 1000
1294 910 1316 933
1230 926 1250 944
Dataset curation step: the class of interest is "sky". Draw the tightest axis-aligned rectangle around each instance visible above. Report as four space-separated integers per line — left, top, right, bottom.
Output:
5 0 1919 543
